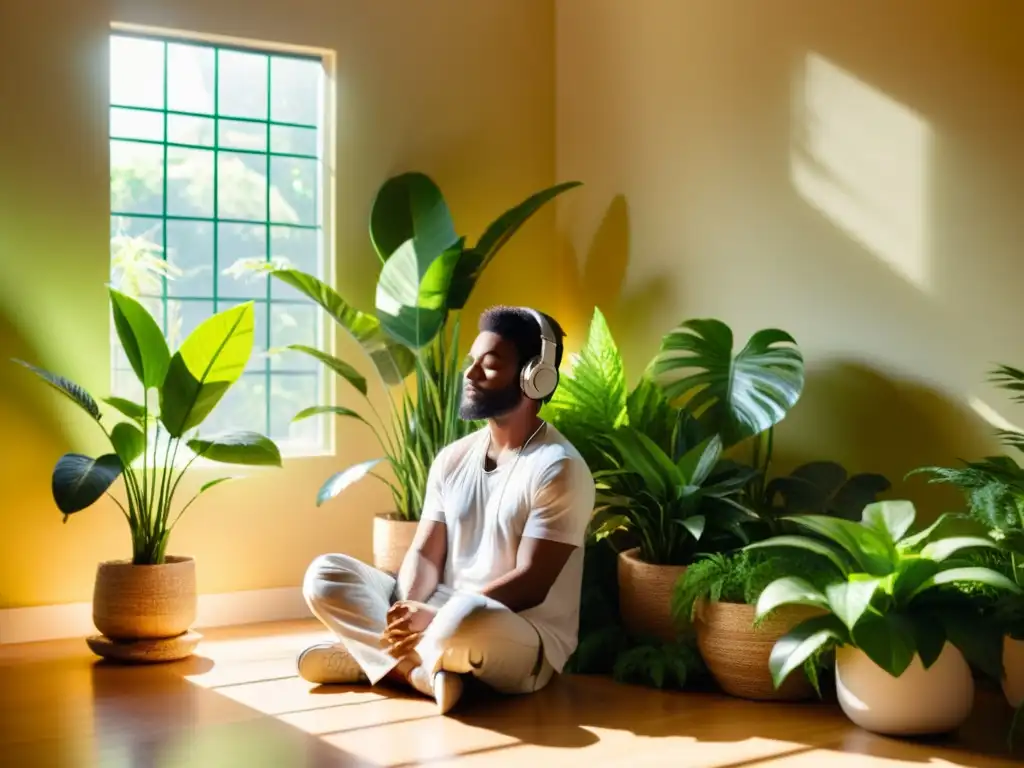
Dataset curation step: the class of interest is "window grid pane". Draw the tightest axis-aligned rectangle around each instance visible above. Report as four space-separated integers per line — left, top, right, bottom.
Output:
109 31 326 452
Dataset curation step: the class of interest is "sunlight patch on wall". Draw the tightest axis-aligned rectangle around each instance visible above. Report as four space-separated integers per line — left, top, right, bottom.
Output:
968 395 1024 436
791 53 932 291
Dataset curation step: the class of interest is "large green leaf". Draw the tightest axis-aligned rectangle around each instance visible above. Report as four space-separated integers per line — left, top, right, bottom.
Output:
912 613 947 669
103 396 147 425
159 302 255 438
51 453 123 516
853 613 917 677
317 458 384 506
746 535 851 575
909 566 1022 600
652 319 804 446
825 579 880 630
785 515 896 576
769 614 848 689
920 536 998 562
369 172 458 265
269 269 415 386
862 500 916 543
108 288 170 388
606 426 682 498
940 610 1005 680
676 434 722 486
110 422 146 466
474 181 583 271
13 359 101 421
755 576 829 619
187 431 282 467
288 345 367 396
375 238 462 349
292 405 368 425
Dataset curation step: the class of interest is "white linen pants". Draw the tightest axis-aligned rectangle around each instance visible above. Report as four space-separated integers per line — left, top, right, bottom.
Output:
302 553 555 694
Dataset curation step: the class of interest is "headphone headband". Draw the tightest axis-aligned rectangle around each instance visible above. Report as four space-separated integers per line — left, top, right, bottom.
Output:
522 307 558 368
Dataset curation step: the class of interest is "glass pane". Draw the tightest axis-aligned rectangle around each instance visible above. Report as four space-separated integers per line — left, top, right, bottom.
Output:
270 373 319 444
270 156 316 225
219 49 269 119
270 124 317 156
168 114 214 146
167 43 215 114
109 216 165 298
218 152 268 221
269 227 320 300
203 372 268 436
217 223 267 299
110 107 163 142
270 56 321 126
110 140 164 215
111 367 146 404
110 36 164 109
218 119 267 152
166 147 215 217
270 303 318 371
165 219 214 297
165 299 213 351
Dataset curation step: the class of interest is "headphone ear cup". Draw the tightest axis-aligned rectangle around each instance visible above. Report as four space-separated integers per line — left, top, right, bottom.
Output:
520 357 541 400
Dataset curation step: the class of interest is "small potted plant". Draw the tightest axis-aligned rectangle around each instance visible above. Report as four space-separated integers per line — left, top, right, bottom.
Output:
264 172 580 573
748 500 1020 735
15 289 281 662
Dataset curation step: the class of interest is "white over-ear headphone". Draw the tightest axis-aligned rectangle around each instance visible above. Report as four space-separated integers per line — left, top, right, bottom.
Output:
519 308 560 401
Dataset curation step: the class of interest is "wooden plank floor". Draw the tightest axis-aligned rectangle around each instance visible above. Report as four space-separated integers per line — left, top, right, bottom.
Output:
1 619 1021 767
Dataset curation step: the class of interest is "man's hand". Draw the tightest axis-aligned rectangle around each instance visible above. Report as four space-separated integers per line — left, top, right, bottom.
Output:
383 601 437 659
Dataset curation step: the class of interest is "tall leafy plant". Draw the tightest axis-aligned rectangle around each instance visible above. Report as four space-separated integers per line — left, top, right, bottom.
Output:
271 172 581 520
14 289 281 565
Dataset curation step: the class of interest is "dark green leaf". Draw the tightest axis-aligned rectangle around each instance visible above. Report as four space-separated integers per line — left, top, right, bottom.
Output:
369 172 458 264
288 345 367 396
862 500 916 543
292 405 367 425
110 422 146 466
755 576 829 619
474 181 582 268
446 248 485 310
51 453 123 515
941 611 1005 680
678 515 706 541
825 579 880 630
912 614 947 669
375 238 461 349
317 459 383 506
769 614 847 689
606 427 682 497
676 434 722 486
652 319 804 446
891 557 940 603
13 359 100 421
853 613 917 677
187 431 282 467
159 302 255 437
108 287 170 388
746 534 851 575
103 396 147 425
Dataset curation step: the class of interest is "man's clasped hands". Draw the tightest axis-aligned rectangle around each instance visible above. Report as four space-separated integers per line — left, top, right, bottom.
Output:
384 600 438 660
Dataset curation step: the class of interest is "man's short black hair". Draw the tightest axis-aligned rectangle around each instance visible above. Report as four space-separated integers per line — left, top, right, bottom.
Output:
479 305 566 373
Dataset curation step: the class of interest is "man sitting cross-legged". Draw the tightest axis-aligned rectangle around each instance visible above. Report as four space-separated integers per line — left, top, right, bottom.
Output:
296 305 595 714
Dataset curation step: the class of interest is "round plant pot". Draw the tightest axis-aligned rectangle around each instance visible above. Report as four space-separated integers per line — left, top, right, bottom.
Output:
835 643 974 735
617 547 687 643
93 555 197 640
373 514 419 575
1003 635 1024 708
695 600 823 701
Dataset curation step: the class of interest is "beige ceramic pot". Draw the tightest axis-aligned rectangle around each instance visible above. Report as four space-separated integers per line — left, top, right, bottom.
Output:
835 643 974 735
695 600 823 701
373 514 419 575
617 547 687 643
93 555 197 640
1003 635 1024 708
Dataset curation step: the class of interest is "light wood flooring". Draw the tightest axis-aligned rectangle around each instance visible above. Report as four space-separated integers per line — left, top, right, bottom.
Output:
1 619 1021 767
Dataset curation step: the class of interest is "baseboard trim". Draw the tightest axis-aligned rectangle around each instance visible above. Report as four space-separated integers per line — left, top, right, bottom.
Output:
0 587 311 645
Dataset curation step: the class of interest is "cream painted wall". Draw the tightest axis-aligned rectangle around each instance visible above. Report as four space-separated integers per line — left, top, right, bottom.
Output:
556 0 1024 515
0 0 556 608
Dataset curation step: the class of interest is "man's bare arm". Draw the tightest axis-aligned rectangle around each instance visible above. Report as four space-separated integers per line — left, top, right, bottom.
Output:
395 520 448 603
479 536 575 613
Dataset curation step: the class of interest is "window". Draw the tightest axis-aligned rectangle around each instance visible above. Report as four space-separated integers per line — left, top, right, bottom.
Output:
108 30 330 456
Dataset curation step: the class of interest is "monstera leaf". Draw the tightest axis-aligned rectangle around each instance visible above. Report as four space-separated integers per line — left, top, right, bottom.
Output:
370 172 459 266
652 318 804 446
766 461 891 520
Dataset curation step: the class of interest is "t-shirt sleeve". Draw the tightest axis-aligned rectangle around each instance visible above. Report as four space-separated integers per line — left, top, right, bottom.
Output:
522 456 595 547
420 450 448 523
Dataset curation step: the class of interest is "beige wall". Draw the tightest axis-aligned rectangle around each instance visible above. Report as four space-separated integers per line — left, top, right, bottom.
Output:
556 0 1024 514
0 0 556 608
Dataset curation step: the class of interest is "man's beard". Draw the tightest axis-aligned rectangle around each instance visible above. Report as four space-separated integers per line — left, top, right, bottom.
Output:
458 379 523 421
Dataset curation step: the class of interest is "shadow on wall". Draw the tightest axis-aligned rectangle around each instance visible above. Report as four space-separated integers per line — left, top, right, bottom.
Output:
555 194 672 373
773 359 997 523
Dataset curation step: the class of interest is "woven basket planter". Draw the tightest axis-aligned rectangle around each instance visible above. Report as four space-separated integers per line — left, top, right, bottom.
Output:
93 555 197 641
617 547 687 643
1003 635 1024 708
694 600 822 701
373 514 419 575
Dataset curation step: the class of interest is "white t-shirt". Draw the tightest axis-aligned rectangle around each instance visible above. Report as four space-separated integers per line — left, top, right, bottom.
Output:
420 422 595 672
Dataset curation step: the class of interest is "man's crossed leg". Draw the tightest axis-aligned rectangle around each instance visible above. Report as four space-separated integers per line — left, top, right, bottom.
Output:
297 554 554 713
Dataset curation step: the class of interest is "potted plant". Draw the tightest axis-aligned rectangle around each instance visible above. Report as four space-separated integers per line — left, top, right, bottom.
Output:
672 548 836 700
747 500 1020 735
265 172 580 573
14 289 281 662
